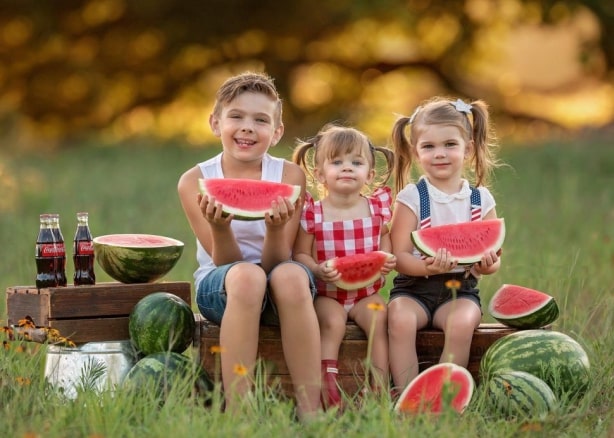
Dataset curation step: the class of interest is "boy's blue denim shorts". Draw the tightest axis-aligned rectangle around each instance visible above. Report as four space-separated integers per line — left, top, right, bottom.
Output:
195 260 317 326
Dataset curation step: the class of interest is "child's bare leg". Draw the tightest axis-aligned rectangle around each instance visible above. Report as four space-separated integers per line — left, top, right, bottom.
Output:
351 294 388 391
220 263 267 411
433 299 481 366
269 263 321 420
387 297 429 390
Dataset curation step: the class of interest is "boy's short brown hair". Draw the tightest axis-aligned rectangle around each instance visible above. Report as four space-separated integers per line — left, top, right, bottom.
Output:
212 72 283 127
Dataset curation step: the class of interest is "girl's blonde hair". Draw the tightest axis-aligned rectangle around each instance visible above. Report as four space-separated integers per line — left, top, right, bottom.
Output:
390 97 501 194
293 123 394 196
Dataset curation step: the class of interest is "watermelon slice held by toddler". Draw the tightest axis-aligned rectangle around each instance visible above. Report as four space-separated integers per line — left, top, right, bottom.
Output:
411 218 505 264
488 284 559 329
325 251 394 290
395 362 474 415
198 178 301 220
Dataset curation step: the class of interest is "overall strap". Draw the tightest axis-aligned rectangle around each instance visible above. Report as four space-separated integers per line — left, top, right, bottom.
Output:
470 186 482 221
416 179 431 229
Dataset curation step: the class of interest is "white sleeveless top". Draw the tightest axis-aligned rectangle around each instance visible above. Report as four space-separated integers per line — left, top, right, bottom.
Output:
193 153 285 288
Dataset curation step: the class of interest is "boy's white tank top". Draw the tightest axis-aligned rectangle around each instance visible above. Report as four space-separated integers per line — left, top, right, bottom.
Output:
193 153 285 288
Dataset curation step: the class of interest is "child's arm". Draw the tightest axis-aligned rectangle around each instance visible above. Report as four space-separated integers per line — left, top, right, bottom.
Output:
259 162 306 273
293 226 340 284
379 224 396 275
177 166 243 265
390 203 457 277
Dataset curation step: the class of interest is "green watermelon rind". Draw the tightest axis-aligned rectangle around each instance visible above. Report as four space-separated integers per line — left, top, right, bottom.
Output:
123 351 213 400
198 178 301 221
129 292 196 356
394 362 475 414
93 234 184 283
488 284 560 329
486 370 558 419
325 251 393 290
411 218 505 265
479 330 590 399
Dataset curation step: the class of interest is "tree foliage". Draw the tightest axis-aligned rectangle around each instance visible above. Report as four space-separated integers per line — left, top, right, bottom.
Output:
0 0 612 147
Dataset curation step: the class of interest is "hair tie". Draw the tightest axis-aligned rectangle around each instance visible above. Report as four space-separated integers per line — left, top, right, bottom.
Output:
452 99 472 115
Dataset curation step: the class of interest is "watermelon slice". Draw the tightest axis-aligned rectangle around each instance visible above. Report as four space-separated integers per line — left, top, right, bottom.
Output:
488 284 559 329
198 178 301 220
411 218 505 264
395 362 474 414
325 251 393 290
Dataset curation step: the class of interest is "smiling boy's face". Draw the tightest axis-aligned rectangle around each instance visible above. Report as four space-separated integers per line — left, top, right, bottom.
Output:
210 91 284 159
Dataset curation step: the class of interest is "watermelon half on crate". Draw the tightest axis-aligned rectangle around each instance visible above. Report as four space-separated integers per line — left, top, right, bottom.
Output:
326 251 394 290
93 234 184 283
395 363 474 415
411 218 505 264
198 178 301 220
488 284 559 329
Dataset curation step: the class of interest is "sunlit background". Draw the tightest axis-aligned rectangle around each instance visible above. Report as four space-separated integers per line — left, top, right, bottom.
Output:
0 0 612 150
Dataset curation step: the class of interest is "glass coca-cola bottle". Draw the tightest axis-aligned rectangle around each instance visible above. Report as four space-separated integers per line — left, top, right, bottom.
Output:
73 212 96 286
50 213 67 287
35 214 58 289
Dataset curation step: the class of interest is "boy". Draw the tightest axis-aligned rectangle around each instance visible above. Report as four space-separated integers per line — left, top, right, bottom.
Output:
178 72 321 420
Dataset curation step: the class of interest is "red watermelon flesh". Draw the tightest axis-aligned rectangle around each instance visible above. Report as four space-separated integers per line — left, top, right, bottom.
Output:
488 284 559 329
325 251 393 290
395 362 474 414
411 218 505 264
198 178 301 220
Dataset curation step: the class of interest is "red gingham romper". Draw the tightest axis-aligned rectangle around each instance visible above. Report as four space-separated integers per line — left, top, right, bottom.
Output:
301 186 392 307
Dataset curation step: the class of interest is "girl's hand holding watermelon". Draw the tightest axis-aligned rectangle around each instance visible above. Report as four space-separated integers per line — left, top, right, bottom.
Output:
424 248 459 275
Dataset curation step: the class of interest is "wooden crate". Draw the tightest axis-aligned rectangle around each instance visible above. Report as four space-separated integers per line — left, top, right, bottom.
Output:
6 282 192 344
196 315 515 395
197 317 518 396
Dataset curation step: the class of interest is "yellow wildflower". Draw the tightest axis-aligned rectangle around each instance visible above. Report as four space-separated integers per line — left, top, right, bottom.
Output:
233 364 248 376
445 279 461 290
367 302 385 312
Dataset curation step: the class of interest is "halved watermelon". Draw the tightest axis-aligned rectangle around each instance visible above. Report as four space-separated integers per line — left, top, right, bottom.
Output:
488 284 559 329
326 251 393 290
93 234 184 283
411 218 505 264
198 178 301 220
395 362 474 414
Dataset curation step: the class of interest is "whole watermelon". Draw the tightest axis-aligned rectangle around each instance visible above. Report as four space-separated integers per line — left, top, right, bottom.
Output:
129 292 195 355
486 370 557 419
479 330 590 400
123 351 213 402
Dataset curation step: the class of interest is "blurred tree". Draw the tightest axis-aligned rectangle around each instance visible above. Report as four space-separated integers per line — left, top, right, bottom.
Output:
0 0 611 148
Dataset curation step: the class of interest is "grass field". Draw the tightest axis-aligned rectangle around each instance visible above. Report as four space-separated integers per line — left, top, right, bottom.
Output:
1 138 613 436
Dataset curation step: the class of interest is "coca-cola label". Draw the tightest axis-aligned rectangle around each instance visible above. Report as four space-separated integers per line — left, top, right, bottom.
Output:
56 243 66 256
38 243 59 257
77 241 94 255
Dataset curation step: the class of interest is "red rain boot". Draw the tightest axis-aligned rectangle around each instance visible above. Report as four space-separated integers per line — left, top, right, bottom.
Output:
321 359 342 409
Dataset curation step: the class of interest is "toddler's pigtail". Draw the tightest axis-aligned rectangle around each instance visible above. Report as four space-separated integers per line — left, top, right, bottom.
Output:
469 100 499 187
391 116 413 195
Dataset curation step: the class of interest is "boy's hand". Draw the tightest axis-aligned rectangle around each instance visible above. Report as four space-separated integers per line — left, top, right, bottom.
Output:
264 195 295 228
198 193 232 227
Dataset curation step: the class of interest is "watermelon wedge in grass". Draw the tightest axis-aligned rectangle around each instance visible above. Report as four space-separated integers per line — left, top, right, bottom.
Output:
488 284 559 329
93 234 184 283
326 251 394 290
198 178 301 220
395 363 474 415
411 218 505 264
